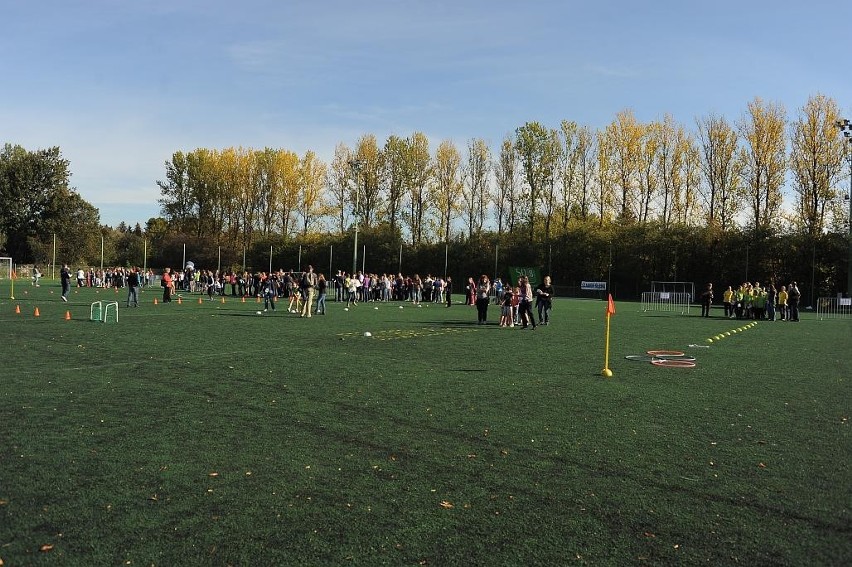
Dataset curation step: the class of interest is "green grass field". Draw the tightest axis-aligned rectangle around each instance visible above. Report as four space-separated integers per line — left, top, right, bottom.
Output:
1 281 850 565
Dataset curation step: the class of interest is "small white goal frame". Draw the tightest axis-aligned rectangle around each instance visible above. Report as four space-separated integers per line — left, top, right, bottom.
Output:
90 300 119 323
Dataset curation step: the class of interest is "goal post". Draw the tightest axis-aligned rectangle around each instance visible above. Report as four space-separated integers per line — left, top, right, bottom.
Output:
641 281 695 315
0 257 13 299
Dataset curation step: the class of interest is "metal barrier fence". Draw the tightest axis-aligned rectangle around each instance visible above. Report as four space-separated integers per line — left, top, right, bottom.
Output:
641 292 693 315
816 296 852 320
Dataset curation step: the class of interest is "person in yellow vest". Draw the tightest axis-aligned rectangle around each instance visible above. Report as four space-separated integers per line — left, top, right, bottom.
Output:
734 284 746 319
777 285 788 321
723 285 734 318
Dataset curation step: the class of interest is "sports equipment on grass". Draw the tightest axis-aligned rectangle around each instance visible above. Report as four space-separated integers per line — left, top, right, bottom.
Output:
641 281 695 315
90 301 119 323
817 296 852 320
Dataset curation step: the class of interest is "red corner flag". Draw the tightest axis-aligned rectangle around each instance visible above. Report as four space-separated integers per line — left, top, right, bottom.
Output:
606 293 616 316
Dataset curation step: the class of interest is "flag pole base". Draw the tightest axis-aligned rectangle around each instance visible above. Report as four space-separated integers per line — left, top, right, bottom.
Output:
601 368 613 378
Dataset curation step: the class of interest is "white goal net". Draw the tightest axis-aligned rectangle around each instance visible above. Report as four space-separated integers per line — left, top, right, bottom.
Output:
641 281 695 315
0 257 11 280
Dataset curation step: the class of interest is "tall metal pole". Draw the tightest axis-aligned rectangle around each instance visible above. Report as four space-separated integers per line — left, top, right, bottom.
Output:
329 245 333 277
269 245 273 274
182 243 186 271
298 244 302 272
444 244 448 279
143 239 147 283
398 243 402 274
217 246 221 274
362 244 366 274
51 233 56 279
835 119 852 296
349 159 363 275
493 243 498 282
100 236 104 273
242 246 246 273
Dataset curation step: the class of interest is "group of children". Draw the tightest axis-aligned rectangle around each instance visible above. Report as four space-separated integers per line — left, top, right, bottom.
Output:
720 281 801 321
498 283 523 327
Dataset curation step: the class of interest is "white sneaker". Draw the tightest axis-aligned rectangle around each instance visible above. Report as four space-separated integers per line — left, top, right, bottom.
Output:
61 296 68 302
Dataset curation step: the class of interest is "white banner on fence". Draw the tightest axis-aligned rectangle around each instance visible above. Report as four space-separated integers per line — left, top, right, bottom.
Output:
581 281 607 291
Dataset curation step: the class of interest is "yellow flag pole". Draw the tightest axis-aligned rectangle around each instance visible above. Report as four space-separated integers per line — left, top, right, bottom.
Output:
10 270 15 300
602 312 612 377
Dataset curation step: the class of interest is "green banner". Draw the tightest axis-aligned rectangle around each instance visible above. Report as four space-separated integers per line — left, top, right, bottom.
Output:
508 266 542 287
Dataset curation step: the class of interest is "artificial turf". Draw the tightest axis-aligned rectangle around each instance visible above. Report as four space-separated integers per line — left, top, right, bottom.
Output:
1 282 850 565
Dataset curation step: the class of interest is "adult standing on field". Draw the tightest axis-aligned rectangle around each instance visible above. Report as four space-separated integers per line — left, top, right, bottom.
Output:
700 283 714 317
162 267 174 303
300 265 318 317
518 275 537 330
788 281 801 322
60 263 71 302
315 273 328 315
126 267 140 307
535 275 554 325
475 274 491 324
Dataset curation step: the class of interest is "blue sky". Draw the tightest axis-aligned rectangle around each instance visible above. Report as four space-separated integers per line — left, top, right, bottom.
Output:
2 0 850 227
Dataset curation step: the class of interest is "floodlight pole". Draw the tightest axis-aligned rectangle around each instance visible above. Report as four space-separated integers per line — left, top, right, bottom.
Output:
348 159 364 275
835 119 852 296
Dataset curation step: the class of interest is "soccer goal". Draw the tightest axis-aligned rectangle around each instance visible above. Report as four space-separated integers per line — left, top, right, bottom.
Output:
641 281 695 315
0 257 11 279
0 257 13 299
816 296 852 320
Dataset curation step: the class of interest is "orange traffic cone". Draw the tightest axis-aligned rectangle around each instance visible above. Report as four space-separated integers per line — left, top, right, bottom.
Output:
15 304 21 314
65 311 71 320
154 298 159 305
177 296 182 304
198 297 203 304
221 296 225 304
256 296 261 303
34 307 40 317
241 296 245 303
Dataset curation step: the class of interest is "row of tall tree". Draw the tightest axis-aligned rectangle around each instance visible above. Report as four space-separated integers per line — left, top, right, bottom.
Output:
157 94 850 250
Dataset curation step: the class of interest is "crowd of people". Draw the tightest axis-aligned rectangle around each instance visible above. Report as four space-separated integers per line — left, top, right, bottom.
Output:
463 274 555 328
50 262 564 326
700 280 802 322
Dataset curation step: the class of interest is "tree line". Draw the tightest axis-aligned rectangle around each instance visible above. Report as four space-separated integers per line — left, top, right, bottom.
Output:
156 94 849 250
1 93 849 298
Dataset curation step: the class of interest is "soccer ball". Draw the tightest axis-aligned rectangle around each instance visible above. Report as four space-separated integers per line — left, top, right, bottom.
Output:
256 311 262 315
364 332 372 337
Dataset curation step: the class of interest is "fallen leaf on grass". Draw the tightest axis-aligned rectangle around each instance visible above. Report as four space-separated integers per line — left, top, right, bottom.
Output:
208 472 219 477
40 544 54 552
439 501 454 509
758 462 766 468
644 532 656 538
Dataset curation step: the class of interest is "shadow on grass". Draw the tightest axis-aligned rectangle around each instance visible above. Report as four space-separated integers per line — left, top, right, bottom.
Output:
287 390 851 537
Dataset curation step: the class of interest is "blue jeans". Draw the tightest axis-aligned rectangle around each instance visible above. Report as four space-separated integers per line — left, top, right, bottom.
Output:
126 286 139 307
316 293 326 314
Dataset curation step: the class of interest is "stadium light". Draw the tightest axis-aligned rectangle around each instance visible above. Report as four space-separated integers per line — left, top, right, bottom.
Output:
836 119 852 296
348 159 364 276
